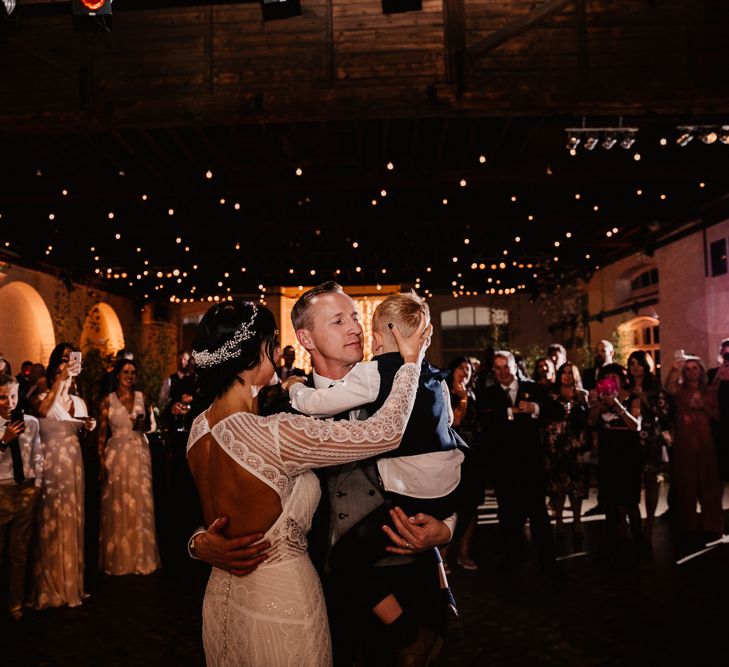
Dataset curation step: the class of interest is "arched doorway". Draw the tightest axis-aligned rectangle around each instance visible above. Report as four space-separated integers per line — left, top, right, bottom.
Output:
0 281 56 369
80 303 125 356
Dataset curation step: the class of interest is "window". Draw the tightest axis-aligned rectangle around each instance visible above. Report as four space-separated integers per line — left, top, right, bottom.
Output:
630 268 659 292
440 307 509 362
710 238 728 277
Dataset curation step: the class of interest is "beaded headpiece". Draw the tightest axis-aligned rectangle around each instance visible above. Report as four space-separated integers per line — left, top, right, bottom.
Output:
192 304 258 369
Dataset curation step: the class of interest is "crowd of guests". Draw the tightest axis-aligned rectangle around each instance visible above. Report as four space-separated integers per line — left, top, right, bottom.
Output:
0 345 203 622
441 338 729 573
2 332 728 627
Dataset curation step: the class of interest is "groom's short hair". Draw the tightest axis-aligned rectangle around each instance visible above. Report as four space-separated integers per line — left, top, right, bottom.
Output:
291 281 345 332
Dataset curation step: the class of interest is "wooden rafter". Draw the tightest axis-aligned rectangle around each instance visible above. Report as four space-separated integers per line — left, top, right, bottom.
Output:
466 0 574 59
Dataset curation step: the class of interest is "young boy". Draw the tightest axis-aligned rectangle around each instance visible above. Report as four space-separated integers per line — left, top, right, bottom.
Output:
0 373 43 621
285 291 465 649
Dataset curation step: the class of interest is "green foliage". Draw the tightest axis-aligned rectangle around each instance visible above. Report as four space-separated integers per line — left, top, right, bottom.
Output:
511 344 546 378
75 346 109 415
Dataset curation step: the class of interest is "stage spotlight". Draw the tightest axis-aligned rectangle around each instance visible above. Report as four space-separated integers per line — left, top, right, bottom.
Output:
583 134 599 151
700 130 718 144
260 0 301 20
72 0 111 32
382 0 421 13
565 134 580 151
676 130 694 147
601 133 617 150
720 127 729 145
619 132 636 150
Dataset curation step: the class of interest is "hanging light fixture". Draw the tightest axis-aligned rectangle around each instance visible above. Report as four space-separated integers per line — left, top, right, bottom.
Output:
676 128 695 146
583 134 599 151
619 131 636 150
601 133 617 150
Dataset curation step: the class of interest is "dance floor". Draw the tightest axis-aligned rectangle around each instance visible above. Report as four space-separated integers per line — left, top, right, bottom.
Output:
2 485 728 666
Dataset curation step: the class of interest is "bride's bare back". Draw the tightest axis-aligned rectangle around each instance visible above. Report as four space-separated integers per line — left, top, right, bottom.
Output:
188 429 282 539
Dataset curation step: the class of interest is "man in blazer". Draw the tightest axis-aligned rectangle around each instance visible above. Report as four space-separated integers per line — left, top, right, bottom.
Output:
479 351 562 573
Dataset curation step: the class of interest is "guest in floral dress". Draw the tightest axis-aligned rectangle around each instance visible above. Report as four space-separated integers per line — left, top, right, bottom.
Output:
626 351 672 544
545 362 589 542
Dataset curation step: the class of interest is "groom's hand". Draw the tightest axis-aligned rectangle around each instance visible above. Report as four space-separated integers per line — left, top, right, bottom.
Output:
382 507 452 555
194 516 270 576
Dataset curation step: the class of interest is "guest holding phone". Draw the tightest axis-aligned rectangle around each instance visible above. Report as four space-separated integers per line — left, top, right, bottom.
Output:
0 374 43 621
97 358 160 575
665 353 723 541
29 343 96 609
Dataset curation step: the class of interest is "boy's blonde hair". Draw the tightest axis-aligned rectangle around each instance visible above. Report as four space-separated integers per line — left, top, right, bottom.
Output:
372 290 429 338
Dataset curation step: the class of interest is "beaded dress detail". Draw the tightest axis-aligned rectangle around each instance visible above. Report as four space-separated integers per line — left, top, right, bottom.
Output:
187 362 420 667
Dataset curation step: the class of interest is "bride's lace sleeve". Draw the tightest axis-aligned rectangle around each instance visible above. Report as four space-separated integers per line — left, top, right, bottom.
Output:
275 362 420 469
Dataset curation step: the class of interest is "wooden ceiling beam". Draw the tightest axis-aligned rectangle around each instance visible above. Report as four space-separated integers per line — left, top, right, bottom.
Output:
2 36 74 78
466 0 574 60
111 131 166 182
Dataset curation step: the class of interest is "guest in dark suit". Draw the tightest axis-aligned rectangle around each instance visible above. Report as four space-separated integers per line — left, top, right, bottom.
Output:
276 344 306 381
582 339 614 392
479 351 562 573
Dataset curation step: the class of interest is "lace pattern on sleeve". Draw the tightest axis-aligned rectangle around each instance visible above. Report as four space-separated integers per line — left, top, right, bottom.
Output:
187 412 211 455
277 362 420 470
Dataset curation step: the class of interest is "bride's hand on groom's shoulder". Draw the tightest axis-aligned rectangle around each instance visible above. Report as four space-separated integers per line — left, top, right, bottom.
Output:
382 507 451 555
195 516 271 576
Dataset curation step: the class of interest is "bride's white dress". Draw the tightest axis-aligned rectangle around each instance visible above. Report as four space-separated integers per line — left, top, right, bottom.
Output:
187 363 420 667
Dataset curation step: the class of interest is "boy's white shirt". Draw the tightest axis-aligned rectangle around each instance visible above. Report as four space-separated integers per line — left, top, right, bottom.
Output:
291 361 464 500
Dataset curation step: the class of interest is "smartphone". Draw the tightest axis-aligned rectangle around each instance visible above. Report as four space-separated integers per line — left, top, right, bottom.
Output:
10 406 25 432
68 351 82 376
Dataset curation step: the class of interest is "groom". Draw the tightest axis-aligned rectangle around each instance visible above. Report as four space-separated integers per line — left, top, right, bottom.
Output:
191 282 452 665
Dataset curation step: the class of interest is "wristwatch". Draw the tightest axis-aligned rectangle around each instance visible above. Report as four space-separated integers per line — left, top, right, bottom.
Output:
188 533 199 559
188 528 206 560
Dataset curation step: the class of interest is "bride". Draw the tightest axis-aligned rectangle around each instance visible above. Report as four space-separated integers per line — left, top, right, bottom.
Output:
186 299 430 666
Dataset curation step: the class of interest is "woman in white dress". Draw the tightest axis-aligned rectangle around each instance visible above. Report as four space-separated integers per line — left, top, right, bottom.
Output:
187 300 429 667
98 358 160 575
29 343 95 609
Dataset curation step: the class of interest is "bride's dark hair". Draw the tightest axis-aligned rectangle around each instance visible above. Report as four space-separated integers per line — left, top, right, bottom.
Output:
193 300 278 399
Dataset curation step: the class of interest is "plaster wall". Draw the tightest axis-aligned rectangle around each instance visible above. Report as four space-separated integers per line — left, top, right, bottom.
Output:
0 263 137 370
